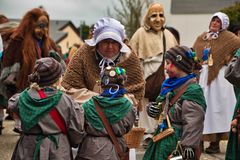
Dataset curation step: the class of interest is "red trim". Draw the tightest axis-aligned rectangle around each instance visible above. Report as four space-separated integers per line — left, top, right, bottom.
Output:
38 89 46 99
37 90 67 134
49 109 67 134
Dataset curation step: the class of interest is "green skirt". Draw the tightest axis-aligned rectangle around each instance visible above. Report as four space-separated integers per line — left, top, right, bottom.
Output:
143 126 182 160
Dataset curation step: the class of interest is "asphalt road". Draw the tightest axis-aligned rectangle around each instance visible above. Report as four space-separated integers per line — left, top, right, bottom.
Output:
0 120 227 160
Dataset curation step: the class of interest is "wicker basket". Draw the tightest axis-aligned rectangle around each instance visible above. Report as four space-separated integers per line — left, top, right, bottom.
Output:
123 127 145 148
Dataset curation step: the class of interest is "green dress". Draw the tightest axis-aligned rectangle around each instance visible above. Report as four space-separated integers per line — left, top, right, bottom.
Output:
225 87 240 160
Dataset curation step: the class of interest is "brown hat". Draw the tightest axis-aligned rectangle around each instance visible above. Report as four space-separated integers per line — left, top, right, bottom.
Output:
100 66 127 89
165 46 202 74
28 57 62 86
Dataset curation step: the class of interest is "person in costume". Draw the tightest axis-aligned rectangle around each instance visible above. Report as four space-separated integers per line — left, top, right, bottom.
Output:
0 14 19 133
61 17 144 109
8 57 84 160
129 2 178 146
75 66 136 160
193 12 240 154
143 45 206 160
225 50 240 160
0 8 64 133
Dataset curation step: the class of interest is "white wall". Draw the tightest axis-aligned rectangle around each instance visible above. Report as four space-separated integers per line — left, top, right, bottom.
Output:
156 0 212 47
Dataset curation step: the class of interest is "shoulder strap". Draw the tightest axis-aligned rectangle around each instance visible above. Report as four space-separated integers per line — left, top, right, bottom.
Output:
93 98 127 159
169 85 188 106
37 90 67 134
162 29 166 53
155 31 166 72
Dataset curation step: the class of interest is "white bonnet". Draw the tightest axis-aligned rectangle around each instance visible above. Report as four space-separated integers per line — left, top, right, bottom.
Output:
85 17 130 53
210 12 229 30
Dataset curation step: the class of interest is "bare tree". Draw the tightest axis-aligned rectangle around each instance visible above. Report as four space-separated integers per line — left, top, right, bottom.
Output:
108 0 153 38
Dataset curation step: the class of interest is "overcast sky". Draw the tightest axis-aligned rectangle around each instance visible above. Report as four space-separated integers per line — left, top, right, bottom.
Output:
0 0 120 26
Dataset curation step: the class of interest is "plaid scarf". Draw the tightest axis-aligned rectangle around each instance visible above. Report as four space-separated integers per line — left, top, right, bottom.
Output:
83 95 132 131
19 89 62 132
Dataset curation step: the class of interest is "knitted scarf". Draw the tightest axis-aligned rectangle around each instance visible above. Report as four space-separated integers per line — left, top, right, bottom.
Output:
19 89 62 132
83 96 132 131
157 80 206 111
193 30 240 85
160 74 196 96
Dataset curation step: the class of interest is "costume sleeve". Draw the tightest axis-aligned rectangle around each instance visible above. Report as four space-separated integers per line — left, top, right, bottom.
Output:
112 107 137 136
7 93 20 114
225 49 240 87
0 39 21 82
180 100 205 148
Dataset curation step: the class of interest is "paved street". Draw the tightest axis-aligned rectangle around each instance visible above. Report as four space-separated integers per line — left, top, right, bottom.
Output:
0 120 227 160
0 120 19 160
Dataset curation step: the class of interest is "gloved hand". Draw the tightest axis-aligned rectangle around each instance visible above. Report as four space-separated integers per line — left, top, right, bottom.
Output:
146 102 160 118
182 147 195 160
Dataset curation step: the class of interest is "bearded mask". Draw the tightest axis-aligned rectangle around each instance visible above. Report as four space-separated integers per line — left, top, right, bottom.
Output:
144 3 165 32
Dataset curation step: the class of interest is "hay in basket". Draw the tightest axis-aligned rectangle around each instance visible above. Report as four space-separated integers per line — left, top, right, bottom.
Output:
123 127 145 148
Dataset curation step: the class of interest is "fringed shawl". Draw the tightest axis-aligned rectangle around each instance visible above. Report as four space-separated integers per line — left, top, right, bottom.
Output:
193 30 240 85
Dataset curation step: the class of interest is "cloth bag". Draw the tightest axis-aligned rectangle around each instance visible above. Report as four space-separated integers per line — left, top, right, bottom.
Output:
144 62 165 101
144 31 166 101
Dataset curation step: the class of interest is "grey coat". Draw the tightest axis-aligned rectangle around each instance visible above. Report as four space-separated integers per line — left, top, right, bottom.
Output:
225 54 240 87
75 107 136 160
8 87 85 160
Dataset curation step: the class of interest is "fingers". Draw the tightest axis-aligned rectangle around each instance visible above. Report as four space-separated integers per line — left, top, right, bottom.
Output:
183 147 195 160
146 102 160 118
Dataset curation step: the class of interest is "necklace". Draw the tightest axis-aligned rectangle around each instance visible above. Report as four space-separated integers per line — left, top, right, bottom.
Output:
202 35 214 66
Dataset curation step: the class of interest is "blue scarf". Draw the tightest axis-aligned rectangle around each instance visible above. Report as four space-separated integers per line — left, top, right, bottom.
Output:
100 88 126 99
160 74 196 96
